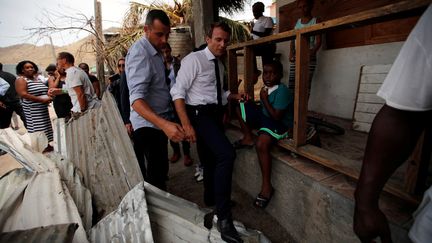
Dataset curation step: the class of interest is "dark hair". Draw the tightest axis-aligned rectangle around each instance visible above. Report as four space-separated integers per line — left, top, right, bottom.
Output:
264 60 284 78
117 57 125 64
58 52 75 64
45 64 57 72
252 2 265 12
164 43 172 51
206 22 231 38
0 62 3 71
193 43 207 52
145 9 170 27
78 63 89 69
16 60 39 75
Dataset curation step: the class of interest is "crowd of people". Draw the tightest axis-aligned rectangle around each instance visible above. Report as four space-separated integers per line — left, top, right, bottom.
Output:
0 52 100 153
1 1 431 242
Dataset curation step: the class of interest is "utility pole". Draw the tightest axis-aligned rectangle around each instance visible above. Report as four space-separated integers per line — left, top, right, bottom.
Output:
94 0 106 92
48 36 56 63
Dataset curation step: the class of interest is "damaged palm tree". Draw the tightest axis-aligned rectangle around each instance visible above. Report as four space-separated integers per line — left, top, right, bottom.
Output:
105 0 250 66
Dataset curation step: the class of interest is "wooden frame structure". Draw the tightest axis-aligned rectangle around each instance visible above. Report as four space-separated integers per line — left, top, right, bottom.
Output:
227 0 431 204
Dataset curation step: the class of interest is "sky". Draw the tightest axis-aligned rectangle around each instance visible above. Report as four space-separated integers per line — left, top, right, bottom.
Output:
0 0 272 48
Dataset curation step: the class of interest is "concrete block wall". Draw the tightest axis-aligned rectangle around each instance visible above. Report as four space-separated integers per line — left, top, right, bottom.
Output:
226 129 411 243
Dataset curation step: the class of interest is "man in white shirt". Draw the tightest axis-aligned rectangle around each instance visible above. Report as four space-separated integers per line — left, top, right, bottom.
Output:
54 52 100 114
354 4 432 243
171 22 243 243
251 1 275 65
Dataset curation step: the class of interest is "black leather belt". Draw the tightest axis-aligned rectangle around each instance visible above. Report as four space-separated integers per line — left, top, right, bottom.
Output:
186 104 223 116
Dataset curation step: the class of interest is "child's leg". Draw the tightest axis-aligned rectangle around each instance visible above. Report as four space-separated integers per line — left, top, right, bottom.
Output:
255 133 274 197
235 104 254 144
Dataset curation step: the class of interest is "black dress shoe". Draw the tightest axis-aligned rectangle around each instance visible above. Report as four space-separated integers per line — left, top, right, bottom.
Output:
217 218 243 243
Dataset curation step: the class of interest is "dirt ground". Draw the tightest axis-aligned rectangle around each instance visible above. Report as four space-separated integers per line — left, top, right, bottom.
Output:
166 152 295 243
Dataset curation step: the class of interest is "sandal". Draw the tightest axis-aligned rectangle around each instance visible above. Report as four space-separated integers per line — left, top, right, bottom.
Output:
233 139 254 149
253 189 274 209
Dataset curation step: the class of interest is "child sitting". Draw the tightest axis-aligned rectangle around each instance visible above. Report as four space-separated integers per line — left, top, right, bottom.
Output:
234 60 294 209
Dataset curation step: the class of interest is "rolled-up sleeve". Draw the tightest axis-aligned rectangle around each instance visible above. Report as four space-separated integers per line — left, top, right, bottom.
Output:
170 55 197 101
126 41 152 106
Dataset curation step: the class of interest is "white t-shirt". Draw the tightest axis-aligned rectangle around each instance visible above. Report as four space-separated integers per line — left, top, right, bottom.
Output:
252 16 273 40
65 66 100 112
377 4 432 111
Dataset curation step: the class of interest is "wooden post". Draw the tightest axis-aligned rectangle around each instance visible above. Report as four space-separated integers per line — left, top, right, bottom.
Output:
94 0 105 92
227 49 238 93
243 46 255 100
293 33 309 147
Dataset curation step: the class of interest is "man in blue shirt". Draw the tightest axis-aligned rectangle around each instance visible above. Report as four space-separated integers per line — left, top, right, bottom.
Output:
126 9 185 190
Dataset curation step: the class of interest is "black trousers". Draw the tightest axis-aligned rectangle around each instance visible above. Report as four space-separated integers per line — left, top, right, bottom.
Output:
0 101 26 129
133 127 169 191
187 105 236 220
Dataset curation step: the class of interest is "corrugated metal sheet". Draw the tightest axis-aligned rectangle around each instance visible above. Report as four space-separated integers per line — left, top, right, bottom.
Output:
0 223 78 243
52 92 144 218
47 153 93 231
91 182 271 243
90 182 154 243
0 129 89 243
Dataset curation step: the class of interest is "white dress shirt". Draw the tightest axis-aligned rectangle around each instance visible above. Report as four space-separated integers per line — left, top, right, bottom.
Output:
171 47 229 106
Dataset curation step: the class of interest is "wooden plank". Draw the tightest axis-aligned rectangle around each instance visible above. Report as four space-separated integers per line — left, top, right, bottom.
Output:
357 93 385 104
296 0 430 36
355 103 384 113
359 83 383 93
361 64 392 74
228 0 430 50
354 112 376 123
243 46 255 100
228 29 296 50
360 73 387 84
227 49 238 93
277 142 421 204
293 34 309 147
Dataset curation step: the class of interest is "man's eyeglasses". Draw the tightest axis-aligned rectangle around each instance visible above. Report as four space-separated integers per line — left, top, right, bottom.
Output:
118 64 125 67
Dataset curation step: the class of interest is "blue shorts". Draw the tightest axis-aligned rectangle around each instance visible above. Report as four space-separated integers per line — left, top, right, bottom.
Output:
240 102 289 140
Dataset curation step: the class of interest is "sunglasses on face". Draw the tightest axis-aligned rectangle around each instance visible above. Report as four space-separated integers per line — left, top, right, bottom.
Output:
118 64 125 67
